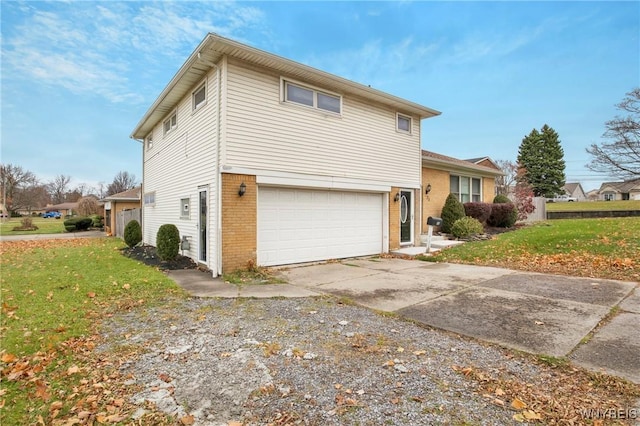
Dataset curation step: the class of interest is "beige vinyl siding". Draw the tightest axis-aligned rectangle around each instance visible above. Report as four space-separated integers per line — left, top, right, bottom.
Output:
143 69 219 268
224 59 421 185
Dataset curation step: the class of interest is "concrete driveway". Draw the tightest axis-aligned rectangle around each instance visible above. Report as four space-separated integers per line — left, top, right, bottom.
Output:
281 258 640 383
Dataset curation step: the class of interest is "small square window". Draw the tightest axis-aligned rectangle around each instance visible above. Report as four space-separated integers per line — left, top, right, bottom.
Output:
146 135 153 150
193 84 206 111
180 198 190 219
144 192 156 206
286 83 314 106
163 112 177 135
397 114 412 133
317 92 341 113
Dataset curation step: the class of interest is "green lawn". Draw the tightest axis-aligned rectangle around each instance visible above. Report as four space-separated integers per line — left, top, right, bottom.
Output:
0 216 66 236
425 217 640 281
546 199 640 211
0 237 186 425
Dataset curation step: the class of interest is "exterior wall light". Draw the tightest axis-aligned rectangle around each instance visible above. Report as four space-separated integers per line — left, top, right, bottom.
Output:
425 183 432 194
239 182 246 197
394 192 400 202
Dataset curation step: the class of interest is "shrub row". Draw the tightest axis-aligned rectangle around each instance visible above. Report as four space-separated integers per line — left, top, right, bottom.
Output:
63 217 93 232
441 193 517 235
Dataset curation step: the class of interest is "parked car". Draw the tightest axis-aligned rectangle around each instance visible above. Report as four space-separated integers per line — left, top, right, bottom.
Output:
546 195 577 203
43 211 62 219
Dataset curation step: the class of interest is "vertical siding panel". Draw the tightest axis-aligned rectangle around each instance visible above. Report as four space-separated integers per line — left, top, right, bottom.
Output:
142 69 219 270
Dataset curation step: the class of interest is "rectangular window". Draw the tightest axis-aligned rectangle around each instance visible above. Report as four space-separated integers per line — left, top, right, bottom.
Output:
450 175 482 203
284 80 342 114
143 192 155 206
163 112 177 135
192 83 206 111
397 113 412 133
180 198 190 219
146 134 153 150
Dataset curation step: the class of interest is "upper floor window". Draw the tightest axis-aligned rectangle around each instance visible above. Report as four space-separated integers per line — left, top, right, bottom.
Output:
397 113 412 133
450 175 482 203
145 134 153 150
163 112 177 135
193 83 206 111
283 80 341 114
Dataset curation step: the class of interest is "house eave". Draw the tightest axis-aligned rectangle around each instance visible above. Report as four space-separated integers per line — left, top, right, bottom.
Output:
422 155 504 177
131 33 441 140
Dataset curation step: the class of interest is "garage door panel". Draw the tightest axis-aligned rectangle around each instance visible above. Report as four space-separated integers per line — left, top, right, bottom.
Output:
258 187 383 266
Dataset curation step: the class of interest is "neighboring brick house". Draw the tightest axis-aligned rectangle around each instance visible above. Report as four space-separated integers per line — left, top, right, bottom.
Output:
130 33 440 276
421 150 503 222
102 186 141 236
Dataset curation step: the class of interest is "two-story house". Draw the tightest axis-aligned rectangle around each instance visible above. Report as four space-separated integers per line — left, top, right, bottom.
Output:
130 34 440 276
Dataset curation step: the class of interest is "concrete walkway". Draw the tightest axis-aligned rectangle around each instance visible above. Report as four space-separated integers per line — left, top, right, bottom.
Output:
167 258 639 384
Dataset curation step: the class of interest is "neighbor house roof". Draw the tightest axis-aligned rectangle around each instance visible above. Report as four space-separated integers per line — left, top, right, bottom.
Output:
46 202 78 212
599 178 640 193
464 156 501 170
102 186 141 202
422 150 504 177
131 33 441 140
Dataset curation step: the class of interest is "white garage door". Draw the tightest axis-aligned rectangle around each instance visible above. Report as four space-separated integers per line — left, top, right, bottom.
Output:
258 187 384 266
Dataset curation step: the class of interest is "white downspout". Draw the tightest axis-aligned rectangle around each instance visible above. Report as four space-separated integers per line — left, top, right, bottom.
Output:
199 52 223 277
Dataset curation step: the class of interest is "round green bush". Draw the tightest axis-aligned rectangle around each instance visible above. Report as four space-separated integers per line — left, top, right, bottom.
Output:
451 216 484 239
487 203 517 228
493 194 511 204
440 193 466 234
124 220 142 248
156 224 180 261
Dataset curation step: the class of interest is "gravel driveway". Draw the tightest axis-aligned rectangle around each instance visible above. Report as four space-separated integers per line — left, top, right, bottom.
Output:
100 296 639 425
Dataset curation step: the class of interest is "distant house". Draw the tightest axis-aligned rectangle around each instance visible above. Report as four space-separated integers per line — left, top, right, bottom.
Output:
422 150 504 221
45 202 78 216
465 156 502 171
102 186 141 236
598 178 640 201
563 183 587 201
586 189 600 201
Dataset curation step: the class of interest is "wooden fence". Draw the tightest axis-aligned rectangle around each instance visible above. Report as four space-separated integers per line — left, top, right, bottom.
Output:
115 208 141 239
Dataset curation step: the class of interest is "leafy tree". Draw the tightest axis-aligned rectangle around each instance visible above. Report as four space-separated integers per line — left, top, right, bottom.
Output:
494 159 518 195
0 163 37 214
586 88 640 179
517 125 566 197
107 171 137 196
513 169 536 222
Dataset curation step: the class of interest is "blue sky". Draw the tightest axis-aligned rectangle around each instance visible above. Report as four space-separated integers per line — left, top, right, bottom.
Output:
1 1 638 192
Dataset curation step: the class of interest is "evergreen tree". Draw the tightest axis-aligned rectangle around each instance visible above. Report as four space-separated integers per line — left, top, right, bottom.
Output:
517 124 566 197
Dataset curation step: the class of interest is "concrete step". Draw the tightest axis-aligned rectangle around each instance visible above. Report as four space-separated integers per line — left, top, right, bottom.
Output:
419 234 446 244
423 239 466 249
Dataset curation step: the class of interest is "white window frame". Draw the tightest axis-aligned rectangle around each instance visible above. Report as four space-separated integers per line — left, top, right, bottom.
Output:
192 82 207 112
180 197 190 219
450 175 482 203
396 113 412 134
163 111 177 136
281 78 342 115
143 192 156 206
145 134 153 151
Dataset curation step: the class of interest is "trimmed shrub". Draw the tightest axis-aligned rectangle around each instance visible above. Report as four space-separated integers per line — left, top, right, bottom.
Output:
123 220 142 248
493 194 511 204
63 217 92 232
90 214 104 228
156 224 180 261
463 202 492 224
451 216 484 239
487 203 517 228
441 193 466 234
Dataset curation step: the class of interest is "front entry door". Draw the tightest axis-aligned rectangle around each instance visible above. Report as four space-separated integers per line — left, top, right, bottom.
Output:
198 189 207 262
400 190 413 244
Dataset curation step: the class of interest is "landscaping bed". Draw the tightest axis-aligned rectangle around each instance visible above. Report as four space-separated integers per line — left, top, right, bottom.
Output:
121 244 198 271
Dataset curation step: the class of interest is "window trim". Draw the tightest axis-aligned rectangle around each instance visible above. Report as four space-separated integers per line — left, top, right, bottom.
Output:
145 134 153 151
396 113 412 134
192 81 207 112
450 175 482 203
281 78 342 115
143 192 156 207
163 111 177 136
180 197 190 219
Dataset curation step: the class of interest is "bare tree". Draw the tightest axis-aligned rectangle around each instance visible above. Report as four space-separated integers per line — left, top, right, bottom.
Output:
48 174 72 204
586 88 640 179
0 163 37 214
494 159 518 195
13 184 50 214
77 196 101 216
107 171 137 196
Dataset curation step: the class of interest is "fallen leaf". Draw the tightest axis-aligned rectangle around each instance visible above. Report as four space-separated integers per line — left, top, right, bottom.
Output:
413 350 426 356
511 397 527 410
534 321 544 326
396 347 405 353
494 388 505 396
513 413 525 422
180 415 195 425
87 292 96 298
1 353 17 363
67 365 80 375
523 409 542 420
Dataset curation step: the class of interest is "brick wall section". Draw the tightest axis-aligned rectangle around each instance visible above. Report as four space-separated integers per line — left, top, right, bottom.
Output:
389 187 400 250
482 177 496 202
221 174 257 272
422 167 450 223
